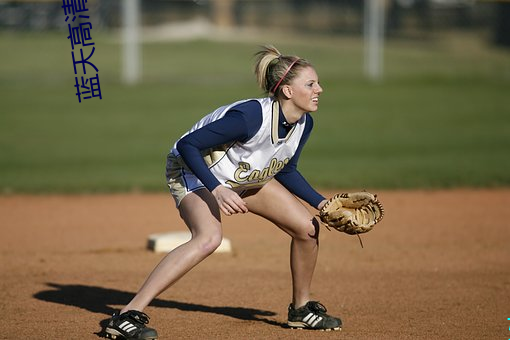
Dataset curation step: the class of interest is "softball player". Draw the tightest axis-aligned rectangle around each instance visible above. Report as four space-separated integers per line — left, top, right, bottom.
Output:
105 45 341 340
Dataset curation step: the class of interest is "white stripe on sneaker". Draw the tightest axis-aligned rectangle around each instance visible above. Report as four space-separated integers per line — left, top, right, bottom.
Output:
311 316 323 327
303 312 314 323
301 312 323 328
126 325 137 332
119 320 137 333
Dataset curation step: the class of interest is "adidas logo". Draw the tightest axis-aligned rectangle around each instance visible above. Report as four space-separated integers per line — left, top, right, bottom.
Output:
118 320 137 333
303 312 323 327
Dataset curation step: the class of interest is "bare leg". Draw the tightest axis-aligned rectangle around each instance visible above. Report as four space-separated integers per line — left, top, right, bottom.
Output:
243 180 320 309
121 189 222 313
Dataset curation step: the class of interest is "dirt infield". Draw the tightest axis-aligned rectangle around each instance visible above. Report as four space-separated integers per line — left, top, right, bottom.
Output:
1 189 509 339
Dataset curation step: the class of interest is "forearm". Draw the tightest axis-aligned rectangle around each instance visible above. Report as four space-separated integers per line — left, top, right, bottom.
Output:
275 170 325 209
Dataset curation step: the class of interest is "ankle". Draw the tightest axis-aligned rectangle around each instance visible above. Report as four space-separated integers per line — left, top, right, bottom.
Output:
292 300 308 310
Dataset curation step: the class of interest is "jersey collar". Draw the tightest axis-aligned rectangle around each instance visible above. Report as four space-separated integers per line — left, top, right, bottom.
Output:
271 100 300 145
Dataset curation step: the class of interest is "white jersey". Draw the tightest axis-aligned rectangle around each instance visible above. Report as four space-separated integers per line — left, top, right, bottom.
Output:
171 97 307 190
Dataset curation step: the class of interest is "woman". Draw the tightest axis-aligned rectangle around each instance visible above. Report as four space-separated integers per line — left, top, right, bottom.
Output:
105 45 341 340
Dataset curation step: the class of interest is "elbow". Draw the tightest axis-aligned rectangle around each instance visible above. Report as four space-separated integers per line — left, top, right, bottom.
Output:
176 138 188 154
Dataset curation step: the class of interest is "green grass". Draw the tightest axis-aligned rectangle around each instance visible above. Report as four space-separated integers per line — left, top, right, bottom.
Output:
0 31 509 193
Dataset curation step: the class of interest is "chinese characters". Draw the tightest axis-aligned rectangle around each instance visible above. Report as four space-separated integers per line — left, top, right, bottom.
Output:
63 0 102 103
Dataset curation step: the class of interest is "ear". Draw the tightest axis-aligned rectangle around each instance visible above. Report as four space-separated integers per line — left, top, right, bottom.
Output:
282 85 293 99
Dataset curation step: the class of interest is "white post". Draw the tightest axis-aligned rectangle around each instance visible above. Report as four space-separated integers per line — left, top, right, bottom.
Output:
122 0 141 85
364 0 385 81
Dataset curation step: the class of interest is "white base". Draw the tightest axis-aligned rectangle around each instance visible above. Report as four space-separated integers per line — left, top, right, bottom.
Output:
147 231 232 253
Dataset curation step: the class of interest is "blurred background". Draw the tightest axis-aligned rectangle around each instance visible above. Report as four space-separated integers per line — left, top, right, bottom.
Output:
0 0 509 193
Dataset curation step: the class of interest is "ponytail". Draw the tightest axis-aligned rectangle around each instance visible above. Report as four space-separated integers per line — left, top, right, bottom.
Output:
253 45 312 96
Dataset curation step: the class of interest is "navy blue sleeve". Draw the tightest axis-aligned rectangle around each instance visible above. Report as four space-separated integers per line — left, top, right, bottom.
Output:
176 100 262 192
275 114 326 209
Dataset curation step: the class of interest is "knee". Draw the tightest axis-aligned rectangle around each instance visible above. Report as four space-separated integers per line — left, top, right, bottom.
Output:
293 217 320 241
193 231 223 256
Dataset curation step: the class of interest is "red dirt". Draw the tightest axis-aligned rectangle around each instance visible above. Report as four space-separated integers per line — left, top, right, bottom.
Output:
1 189 510 339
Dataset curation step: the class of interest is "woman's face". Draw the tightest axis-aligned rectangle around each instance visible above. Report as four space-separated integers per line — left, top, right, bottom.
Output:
287 66 323 113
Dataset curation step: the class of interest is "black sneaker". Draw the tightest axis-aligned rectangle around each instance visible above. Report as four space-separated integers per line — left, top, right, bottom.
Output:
105 310 158 340
287 301 342 331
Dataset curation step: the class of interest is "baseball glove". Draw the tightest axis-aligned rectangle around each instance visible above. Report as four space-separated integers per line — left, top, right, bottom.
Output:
318 192 384 238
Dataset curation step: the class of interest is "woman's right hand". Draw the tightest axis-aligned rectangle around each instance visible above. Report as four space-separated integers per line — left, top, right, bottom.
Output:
211 185 249 216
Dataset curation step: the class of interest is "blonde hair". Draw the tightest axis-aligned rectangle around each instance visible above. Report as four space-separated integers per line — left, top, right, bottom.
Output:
253 45 312 97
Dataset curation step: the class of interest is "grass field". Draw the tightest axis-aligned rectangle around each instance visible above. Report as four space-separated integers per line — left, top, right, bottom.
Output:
0 31 509 193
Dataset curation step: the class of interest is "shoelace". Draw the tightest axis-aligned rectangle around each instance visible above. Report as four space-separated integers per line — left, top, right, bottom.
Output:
307 301 327 314
128 311 150 325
